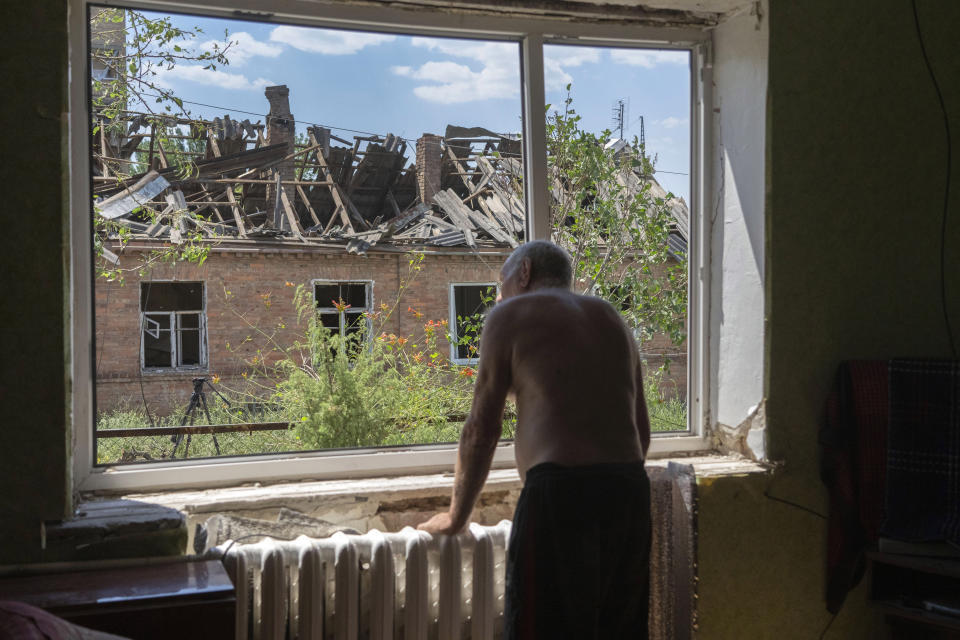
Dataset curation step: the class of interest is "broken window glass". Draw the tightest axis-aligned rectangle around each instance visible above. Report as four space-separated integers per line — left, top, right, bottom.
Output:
178 313 202 366
315 281 371 354
139 283 206 370
451 284 497 362
142 313 172 368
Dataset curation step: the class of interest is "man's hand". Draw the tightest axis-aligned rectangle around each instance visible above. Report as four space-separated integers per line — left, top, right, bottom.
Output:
416 512 463 536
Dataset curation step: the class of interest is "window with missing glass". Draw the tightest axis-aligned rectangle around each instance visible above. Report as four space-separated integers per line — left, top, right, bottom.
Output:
450 283 497 363
140 281 206 370
314 281 372 341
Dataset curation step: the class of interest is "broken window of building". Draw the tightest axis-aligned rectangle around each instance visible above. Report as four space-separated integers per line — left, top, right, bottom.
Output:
140 281 206 370
450 284 497 363
314 281 372 342
91 49 119 81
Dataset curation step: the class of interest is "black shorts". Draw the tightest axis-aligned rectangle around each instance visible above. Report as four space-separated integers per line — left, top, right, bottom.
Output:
504 461 651 640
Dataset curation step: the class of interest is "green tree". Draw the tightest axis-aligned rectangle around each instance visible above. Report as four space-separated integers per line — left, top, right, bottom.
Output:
545 89 688 357
90 8 232 123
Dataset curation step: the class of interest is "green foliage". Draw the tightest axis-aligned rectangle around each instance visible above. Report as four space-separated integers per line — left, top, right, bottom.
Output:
545 88 688 355
90 8 232 121
276 281 486 450
643 368 688 433
95 400 296 463
90 8 229 283
453 285 497 361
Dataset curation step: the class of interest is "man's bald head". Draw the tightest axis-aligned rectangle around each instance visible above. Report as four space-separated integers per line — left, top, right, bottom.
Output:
503 240 573 291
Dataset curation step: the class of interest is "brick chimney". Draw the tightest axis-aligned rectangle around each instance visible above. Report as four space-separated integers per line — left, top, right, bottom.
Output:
416 133 443 206
265 85 295 230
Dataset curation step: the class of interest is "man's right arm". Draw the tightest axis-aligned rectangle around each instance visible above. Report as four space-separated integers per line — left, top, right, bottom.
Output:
418 304 513 534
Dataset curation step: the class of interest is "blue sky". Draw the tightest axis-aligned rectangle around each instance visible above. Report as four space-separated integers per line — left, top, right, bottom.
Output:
135 11 690 200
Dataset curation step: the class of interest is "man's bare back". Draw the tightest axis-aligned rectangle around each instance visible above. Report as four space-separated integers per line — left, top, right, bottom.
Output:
485 288 647 479
417 241 652 638
418 242 650 535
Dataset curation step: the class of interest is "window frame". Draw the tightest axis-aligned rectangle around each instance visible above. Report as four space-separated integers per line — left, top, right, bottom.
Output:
312 279 374 343
70 0 712 493
139 280 208 372
448 282 499 365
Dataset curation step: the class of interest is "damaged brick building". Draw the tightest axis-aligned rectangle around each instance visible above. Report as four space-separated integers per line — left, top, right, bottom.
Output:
93 85 688 415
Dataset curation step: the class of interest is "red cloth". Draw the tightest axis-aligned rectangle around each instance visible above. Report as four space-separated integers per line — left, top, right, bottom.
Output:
820 360 888 614
821 358 960 614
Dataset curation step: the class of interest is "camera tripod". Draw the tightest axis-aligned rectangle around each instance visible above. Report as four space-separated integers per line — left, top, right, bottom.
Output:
169 377 230 459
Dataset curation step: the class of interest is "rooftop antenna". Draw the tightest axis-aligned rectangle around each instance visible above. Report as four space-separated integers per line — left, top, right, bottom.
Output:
611 98 629 140
638 115 646 149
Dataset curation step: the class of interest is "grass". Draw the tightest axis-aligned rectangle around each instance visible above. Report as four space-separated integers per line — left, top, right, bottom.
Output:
95 389 683 464
645 372 689 433
95 401 303 463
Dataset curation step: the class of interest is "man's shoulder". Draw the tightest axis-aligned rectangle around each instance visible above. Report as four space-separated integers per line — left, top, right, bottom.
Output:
491 290 619 325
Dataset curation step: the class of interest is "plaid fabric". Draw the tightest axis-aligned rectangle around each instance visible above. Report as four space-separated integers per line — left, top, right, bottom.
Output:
880 359 960 545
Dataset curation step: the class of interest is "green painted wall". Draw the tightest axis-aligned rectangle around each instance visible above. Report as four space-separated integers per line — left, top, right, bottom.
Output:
698 0 960 637
2 2 958 637
0 1 72 563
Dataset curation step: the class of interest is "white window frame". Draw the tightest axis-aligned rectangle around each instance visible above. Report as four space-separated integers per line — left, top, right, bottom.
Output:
139 280 208 372
312 279 374 341
449 282 499 365
70 0 712 493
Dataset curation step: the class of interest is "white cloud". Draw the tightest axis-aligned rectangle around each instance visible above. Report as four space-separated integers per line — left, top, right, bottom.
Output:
656 116 688 129
204 32 283 66
390 38 521 104
270 26 395 55
396 40 606 103
609 49 689 68
548 48 601 68
156 64 275 91
542 48 601 91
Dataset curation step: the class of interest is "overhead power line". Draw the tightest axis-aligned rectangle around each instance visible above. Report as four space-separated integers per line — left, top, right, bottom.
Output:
129 91 689 176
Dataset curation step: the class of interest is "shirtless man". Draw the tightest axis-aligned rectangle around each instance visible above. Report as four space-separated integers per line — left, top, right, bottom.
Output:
418 240 652 639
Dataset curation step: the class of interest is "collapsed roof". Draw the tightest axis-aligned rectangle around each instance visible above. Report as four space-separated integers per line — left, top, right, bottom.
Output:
92 87 688 257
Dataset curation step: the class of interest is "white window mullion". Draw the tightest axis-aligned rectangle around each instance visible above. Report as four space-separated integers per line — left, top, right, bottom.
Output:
690 41 712 439
171 312 179 368
521 33 550 242
201 312 208 367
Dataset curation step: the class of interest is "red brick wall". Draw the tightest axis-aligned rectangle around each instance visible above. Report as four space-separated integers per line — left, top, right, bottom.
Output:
94 244 687 416
95 245 507 415
416 134 443 205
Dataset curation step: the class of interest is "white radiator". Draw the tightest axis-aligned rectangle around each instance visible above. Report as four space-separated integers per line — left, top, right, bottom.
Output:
221 521 513 640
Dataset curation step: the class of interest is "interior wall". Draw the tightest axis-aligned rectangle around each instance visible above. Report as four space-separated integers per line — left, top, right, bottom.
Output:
698 0 960 637
709 0 767 457
5 1 959 637
0 0 72 564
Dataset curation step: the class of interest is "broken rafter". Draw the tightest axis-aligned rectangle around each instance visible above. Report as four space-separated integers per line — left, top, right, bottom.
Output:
309 130 368 234
223 186 247 238
445 146 517 245
432 190 477 248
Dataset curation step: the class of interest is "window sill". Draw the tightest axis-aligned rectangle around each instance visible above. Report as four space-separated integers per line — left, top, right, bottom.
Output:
78 453 767 555
139 367 209 376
